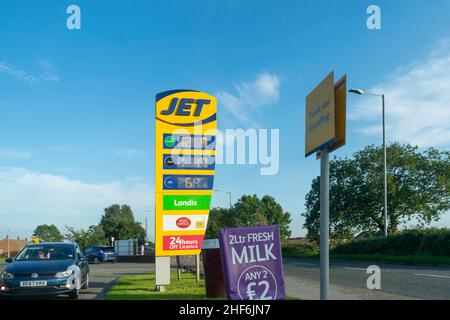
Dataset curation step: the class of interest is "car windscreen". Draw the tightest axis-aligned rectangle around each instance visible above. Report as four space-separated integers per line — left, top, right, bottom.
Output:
15 245 75 261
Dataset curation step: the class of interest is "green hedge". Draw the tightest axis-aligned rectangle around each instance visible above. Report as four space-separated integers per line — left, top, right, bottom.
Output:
332 228 450 256
282 242 319 258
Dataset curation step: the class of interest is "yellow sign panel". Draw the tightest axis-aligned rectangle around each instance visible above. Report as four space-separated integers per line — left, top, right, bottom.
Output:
155 90 217 257
306 72 347 158
305 72 336 157
316 75 347 158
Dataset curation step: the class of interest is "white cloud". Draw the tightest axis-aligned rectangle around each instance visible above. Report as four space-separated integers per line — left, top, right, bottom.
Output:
0 167 154 238
0 63 38 84
37 59 59 82
0 61 58 84
218 72 280 127
114 148 147 158
0 148 32 160
350 43 450 147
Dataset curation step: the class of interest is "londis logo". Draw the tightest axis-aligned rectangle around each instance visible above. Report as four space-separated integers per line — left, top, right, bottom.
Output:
155 90 217 126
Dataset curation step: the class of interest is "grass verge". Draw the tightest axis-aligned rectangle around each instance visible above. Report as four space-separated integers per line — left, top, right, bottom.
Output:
105 272 212 300
105 272 299 300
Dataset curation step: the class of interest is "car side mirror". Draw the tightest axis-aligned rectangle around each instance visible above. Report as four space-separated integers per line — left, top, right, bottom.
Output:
5 258 13 263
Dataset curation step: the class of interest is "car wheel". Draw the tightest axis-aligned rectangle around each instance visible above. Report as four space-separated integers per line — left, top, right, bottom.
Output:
94 257 99 264
68 289 79 300
81 273 89 289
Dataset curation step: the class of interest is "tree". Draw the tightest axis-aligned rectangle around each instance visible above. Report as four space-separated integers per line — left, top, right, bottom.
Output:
206 194 292 239
205 207 231 239
99 204 146 245
261 195 293 240
65 225 107 249
303 143 450 240
33 224 64 242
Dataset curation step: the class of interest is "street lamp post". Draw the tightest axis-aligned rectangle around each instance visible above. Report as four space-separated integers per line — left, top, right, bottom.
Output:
213 189 232 208
146 210 152 243
349 88 388 237
7 229 10 259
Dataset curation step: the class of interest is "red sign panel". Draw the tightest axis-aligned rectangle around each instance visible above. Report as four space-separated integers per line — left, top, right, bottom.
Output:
163 235 203 251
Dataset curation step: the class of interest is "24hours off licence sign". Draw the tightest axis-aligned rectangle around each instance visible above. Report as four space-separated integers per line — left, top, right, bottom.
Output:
155 90 217 256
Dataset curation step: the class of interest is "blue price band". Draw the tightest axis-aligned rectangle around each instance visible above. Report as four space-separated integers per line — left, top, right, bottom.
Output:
163 134 216 150
163 174 214 190
163 154 215 170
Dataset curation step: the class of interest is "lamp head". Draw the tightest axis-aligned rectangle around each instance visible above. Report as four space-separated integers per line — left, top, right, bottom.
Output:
349 88 364 95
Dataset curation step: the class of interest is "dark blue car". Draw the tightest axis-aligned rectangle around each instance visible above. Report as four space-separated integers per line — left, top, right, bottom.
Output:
84 245 117 264
0 242 89 299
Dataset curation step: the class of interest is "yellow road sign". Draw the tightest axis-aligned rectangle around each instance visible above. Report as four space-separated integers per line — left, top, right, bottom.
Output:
316 75 347 158
305 72 336 157
305 71 347 158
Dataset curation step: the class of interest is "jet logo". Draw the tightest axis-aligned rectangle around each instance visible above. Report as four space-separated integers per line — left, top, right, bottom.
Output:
160 98 211 117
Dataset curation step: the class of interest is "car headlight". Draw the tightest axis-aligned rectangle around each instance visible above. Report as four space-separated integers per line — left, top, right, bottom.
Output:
55 269 74 278
1 271 14 280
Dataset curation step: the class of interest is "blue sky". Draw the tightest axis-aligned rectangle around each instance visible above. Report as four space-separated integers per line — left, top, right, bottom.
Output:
1 0 450 240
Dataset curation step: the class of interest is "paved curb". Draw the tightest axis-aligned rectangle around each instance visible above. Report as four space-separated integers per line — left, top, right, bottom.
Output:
95 278 119 301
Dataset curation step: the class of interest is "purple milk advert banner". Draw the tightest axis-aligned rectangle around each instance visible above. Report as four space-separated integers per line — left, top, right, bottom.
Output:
219 225 286 300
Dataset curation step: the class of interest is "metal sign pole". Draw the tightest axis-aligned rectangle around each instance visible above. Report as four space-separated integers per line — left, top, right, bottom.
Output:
320 147 329 300
196 254 200 282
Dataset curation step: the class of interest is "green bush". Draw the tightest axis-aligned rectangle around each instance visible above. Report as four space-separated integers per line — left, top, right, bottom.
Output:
282 242 319 258
332 228 450 256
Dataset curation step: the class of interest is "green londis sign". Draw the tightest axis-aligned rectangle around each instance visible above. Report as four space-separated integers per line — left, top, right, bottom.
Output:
163 195 212 210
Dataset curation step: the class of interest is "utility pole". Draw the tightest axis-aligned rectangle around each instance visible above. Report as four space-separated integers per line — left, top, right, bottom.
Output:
145 217 148 242
382 94 388 237
147 210 151 243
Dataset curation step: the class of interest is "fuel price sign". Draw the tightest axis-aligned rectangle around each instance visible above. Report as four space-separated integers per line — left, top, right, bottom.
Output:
155 90 217 257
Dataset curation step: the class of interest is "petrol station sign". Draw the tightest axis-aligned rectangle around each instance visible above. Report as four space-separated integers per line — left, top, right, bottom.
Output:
155 90 217 257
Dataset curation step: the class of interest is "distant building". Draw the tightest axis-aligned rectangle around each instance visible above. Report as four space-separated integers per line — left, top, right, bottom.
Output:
0 236 29 257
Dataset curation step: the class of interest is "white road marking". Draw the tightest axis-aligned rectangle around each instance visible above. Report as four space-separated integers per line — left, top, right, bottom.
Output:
414 273 450 279
288 262 316 266
341 267 367 271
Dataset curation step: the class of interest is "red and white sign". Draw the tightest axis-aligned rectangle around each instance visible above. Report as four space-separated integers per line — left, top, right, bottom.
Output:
176 217 191 228
163 235 204 251
163 215 208 231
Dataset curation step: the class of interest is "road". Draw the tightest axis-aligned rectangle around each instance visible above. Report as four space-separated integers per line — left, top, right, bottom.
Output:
2 259 450 300
284 258 450 300
79 262 155 300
